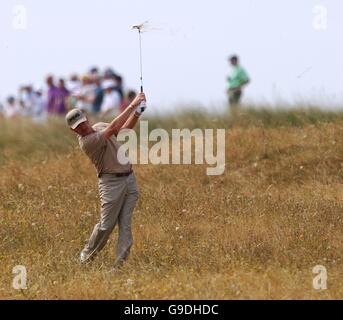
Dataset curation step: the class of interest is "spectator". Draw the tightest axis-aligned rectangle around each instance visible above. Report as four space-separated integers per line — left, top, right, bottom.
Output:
3 96 20 119
89 66 100 78
66 74 81 111
227 55 250 108
55 79 70 115
92 75 104 114
104 67 118 80
120 90 137 113
0 65 129 120
102 68 123 101
67 74 81 94
100 79 121 118
46 75 60 114
75 74 96 114
19 85 36 116
32 86 47 123
114 75 124 102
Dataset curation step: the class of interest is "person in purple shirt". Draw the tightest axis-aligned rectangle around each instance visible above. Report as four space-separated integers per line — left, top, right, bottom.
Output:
46 76 70 115
46 75 60 114
55 79 70 114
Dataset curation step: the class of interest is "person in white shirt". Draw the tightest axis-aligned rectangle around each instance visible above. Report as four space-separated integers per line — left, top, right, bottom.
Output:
32 86 47 123
19 85 36 117
75 75 96 114
0 102 4 116
4 96 20 119
100 79 121 118
67 74 82 94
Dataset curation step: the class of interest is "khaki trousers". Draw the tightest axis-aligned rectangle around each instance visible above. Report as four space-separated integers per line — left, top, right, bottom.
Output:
82 173 139 265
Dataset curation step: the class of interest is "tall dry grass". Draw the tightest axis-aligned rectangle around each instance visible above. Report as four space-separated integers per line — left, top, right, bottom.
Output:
0 109 343 300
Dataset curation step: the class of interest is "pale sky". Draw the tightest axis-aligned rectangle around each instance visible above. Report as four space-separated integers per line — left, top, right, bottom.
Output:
0 0 342 111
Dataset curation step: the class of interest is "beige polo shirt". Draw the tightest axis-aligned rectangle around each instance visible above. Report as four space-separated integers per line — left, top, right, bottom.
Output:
78 123 132 177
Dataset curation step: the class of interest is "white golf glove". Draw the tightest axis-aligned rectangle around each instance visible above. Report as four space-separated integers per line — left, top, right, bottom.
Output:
136 101 147 115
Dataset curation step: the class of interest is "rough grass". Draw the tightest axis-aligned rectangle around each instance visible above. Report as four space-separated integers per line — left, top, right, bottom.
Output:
1 109 343 300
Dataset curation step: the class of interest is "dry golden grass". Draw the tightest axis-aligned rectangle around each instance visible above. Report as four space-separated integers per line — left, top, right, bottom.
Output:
1 111 343 300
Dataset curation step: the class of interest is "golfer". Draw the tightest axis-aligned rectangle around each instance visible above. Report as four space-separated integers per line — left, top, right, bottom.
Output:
66 92 146 267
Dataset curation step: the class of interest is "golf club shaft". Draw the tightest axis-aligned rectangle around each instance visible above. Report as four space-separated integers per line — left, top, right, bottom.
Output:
139 29 144 93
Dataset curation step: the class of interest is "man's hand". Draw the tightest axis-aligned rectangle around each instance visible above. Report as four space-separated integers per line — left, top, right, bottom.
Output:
102 92 147 139
131 93 146 108
132 92 147 116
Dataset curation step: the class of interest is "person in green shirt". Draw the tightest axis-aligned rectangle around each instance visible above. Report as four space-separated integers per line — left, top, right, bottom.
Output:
227 55 250 108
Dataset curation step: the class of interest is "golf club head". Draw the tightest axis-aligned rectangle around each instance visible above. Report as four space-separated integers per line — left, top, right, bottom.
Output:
132 21 150 32
132 24 142 30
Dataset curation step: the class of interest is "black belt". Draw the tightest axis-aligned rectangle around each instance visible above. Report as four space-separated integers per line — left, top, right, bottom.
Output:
114 170 133 178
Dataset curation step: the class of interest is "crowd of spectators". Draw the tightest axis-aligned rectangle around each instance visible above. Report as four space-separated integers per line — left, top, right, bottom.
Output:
0 67 137 122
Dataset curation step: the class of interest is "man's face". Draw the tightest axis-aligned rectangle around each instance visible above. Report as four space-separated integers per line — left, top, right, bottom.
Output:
230 58 238 66
83 78 91 86
46 77 54 87
93 77 101 86
72 121 92 136
8 98 15 106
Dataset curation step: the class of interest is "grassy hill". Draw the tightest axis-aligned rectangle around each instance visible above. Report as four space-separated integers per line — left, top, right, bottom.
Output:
1 108 343 299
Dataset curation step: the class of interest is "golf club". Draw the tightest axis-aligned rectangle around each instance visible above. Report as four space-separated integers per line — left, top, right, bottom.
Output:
132 22 148 113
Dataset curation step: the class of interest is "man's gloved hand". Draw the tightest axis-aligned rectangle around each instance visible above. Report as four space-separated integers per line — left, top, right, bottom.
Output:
132 92 147 115
136 101 147 115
